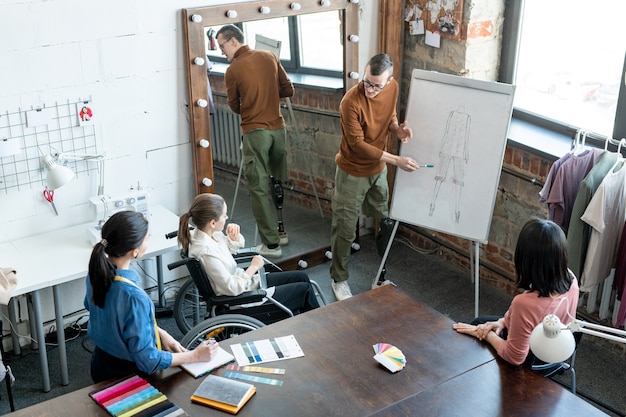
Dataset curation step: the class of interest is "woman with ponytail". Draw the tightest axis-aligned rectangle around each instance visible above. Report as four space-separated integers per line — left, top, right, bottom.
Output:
178 193 319 315
85 211 218 383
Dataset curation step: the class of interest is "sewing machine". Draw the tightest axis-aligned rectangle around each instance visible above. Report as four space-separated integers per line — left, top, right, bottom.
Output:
87 190 151 245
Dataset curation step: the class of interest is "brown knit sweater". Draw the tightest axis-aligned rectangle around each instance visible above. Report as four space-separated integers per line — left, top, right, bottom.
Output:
224 45 294 134
336 79 399 177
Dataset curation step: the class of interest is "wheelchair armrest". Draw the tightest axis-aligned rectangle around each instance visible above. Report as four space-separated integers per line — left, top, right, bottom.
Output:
210 289 268 306
167 259 187 270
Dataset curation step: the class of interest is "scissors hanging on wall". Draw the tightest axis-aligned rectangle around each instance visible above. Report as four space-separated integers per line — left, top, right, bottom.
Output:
43 188 58 215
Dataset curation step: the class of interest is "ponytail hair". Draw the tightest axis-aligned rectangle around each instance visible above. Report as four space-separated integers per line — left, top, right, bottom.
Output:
178 193 226 254
88 211 149 307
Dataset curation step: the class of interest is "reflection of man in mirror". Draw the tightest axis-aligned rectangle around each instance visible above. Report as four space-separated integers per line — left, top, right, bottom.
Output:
216 24 294 259
429 104 470 223
330 54 418 301
80 106 93 121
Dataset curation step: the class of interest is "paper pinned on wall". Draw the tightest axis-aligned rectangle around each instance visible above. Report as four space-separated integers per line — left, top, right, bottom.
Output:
410 19 425 35
0 138 20 158
425 30 441 48
25 108 52 127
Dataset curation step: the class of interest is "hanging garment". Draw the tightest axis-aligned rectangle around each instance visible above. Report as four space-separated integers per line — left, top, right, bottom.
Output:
544 148 602 235
612 220 626 300
579 161 626 292
566 151 619 278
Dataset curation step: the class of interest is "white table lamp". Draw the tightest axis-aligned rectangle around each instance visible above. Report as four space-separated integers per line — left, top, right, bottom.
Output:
530 313 626 363
41 150 105 194
41 154 76 190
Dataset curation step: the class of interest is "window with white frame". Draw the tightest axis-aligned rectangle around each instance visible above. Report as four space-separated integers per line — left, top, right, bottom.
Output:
205 10 343 79
502 0 626 140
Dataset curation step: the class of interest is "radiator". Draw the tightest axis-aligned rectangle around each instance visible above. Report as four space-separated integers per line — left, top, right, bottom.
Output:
210 105 242 167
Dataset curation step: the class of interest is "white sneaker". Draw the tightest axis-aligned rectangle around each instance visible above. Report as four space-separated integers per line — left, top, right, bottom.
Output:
332 280 353 301
372 279 396 290
255 244 282 259
279 232 289 246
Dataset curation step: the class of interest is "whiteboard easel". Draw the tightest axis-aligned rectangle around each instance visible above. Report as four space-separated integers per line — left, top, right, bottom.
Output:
373 221 481 317
376 69 514 317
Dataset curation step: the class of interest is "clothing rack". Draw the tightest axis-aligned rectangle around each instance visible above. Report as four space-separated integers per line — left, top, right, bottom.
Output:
568 128 626 325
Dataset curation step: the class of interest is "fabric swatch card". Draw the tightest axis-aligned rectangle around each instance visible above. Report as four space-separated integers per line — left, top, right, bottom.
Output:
229 334 304 366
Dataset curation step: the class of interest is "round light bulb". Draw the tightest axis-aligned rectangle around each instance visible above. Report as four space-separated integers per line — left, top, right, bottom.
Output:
349 0 360 3
198 139 210 148
349 71 359 79
190 14 202 23
298 259 308 269
351 242 360 250
259 6 270 14
320 0 331 6
325 250 333 259
202 177 213 187
197 99 208 108
290 3 301 10
193 57 205 66
226 10 238 18
348 34 359 42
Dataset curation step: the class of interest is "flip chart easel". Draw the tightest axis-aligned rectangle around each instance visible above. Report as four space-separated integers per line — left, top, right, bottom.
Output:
375 69 515 317
373 222 481 317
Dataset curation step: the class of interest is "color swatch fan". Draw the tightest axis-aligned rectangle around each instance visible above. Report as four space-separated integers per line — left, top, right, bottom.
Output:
373 342 406 373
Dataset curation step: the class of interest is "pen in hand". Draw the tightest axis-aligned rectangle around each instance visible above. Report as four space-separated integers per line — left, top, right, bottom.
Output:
419 164 435 168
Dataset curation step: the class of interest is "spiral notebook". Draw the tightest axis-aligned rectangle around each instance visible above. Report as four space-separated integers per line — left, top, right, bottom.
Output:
88 374 188 417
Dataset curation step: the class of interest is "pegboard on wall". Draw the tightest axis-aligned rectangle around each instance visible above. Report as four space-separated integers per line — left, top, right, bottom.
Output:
0 98 99 194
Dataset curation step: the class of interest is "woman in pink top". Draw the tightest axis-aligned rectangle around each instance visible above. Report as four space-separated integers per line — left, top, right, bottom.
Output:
453 218 579 366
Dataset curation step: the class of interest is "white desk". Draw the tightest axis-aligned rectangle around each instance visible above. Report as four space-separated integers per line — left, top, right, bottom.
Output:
0 205 180 392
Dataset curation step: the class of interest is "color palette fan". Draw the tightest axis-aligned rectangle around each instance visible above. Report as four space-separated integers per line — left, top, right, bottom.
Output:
372 343 406 373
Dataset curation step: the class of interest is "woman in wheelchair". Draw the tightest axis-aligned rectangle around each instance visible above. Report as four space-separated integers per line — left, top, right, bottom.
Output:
178 193 320 315
85 211 219 383
452 218 579 367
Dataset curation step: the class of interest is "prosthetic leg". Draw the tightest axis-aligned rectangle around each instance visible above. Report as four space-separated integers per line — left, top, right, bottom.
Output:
374 217 395 285
271 176 288 245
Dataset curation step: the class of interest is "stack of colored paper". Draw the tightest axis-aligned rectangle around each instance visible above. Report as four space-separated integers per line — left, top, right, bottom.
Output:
373 342 406 373
89 374 187 416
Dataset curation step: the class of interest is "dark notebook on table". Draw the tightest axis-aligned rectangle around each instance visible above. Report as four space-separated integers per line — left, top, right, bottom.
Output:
190 374 256 414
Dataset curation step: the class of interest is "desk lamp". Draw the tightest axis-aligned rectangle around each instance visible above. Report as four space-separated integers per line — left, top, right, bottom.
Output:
529 299 626 363
41 150 105 195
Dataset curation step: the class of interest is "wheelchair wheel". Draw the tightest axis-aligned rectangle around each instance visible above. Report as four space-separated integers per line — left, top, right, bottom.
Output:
174 278 209 334
180 314 265 349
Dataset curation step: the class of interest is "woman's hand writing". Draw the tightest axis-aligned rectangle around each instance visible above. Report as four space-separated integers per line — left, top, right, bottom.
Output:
192 339 219 362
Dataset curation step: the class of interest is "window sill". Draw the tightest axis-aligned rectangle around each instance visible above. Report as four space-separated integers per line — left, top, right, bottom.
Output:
210 62 343 92
507 117 571 161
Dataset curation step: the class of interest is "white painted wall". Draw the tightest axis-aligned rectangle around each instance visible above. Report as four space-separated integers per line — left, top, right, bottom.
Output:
0 0 379 338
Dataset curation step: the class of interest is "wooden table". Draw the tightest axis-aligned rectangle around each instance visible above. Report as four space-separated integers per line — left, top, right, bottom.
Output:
7 285 607 416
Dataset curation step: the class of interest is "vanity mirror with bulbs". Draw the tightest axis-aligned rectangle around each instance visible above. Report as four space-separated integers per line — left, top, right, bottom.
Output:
182 0 360 268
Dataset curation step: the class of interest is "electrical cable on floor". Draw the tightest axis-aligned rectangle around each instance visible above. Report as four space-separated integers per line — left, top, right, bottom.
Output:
396 235 439 255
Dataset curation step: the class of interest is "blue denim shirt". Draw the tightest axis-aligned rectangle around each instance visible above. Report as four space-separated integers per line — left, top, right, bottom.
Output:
84 269 172 374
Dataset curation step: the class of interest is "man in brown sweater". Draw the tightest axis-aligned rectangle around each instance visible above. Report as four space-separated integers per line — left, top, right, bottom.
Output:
330 54 419 301
216 25 294 259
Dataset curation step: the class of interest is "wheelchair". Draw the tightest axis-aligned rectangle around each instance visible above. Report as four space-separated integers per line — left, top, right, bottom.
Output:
167 245 328 338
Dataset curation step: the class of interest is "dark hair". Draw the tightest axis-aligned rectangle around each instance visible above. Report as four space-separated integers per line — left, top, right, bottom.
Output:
178 193 226 254
514 218 572 297
216 24 244 44
367 53 393 76
88 211 149 307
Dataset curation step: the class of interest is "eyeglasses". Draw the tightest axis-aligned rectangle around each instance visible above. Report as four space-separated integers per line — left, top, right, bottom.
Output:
218 37 232 52
363 78 386 93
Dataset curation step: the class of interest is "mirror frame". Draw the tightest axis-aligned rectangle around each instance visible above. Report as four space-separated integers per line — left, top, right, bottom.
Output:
182 0 359 195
